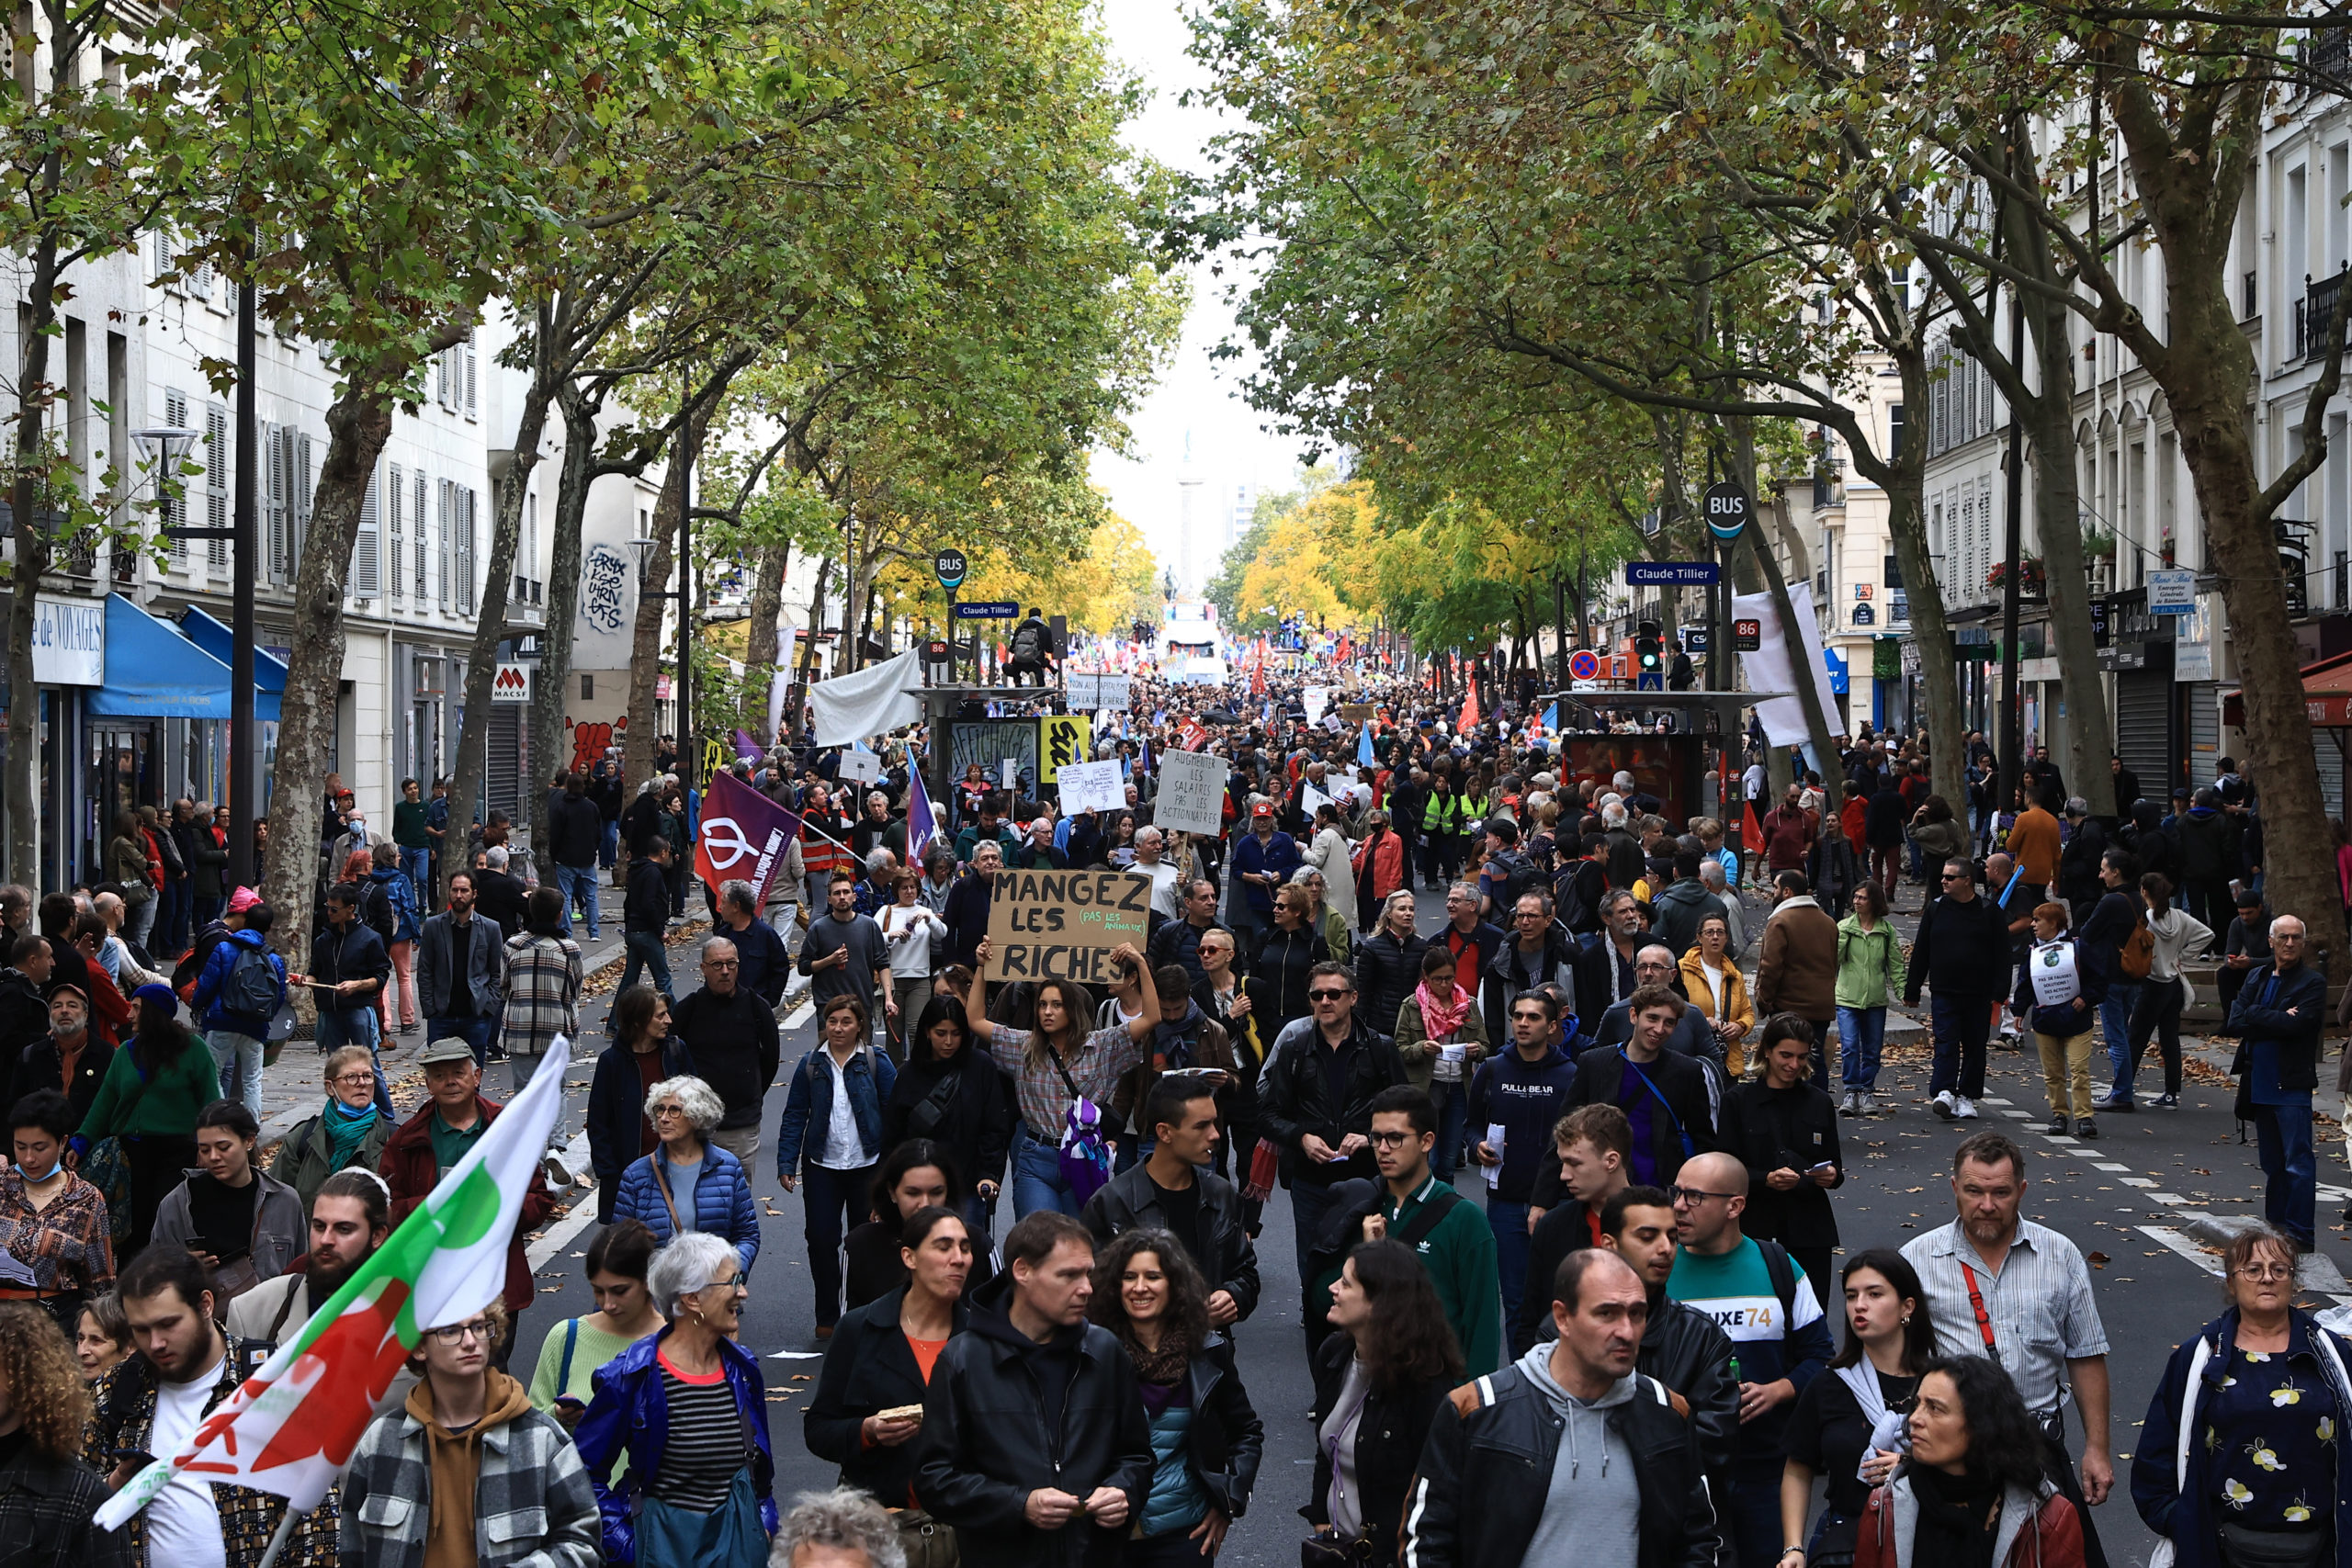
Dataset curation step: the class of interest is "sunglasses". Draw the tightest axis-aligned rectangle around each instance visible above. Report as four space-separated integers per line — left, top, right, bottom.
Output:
1308 988 1351 1002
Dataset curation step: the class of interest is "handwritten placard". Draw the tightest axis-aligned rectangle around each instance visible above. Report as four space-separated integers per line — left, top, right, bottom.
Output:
986 868 1153 985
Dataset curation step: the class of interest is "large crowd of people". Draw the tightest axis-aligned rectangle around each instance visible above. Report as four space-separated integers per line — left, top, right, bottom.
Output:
0 663 2322 1568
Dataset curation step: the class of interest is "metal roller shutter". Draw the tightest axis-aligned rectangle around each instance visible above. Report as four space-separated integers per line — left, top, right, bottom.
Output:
486 705 521 827
2319 728 2347 821
2114 671 2174 809
2187 682 2220 788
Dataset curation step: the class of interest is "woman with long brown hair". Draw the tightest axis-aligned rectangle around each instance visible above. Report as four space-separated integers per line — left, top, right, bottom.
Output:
964 938 1158 1219
1308 1238 1464 1568
0 1301 113 1555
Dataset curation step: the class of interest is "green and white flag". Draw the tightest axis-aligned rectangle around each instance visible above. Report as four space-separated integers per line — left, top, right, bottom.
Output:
95 1035 571 1527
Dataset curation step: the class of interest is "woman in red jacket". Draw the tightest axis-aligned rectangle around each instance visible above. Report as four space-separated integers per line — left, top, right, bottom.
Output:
1849 1356 2085 1568
1351 807 1406 930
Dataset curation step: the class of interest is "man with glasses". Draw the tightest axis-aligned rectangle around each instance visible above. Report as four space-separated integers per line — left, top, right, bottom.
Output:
341 1294 599 1568
1904 859 2012 1122
1587 944 1716 1058
1258 960 1408 1288
1563 984 1714 1189
1334 1083 1501 1376
1480 891 1580 1044
1666 1150 1832 1568
1902 1131 2113 1568
673 935 783 1166
2227 913 2326 1247
379 1038 553 1367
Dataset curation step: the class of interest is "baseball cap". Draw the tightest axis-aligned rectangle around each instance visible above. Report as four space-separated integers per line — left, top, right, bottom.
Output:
417 1037 480 1066
1250 802 1274 818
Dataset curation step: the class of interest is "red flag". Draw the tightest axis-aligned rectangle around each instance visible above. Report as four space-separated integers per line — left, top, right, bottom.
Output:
693 769 804 908
1458 682 1481 733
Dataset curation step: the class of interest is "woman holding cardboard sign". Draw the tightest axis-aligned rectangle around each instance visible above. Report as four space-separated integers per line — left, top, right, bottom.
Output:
965 939 1159 1220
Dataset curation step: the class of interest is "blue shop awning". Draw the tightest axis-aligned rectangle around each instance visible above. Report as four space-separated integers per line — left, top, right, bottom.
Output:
87 594 281 720
175 604 288 702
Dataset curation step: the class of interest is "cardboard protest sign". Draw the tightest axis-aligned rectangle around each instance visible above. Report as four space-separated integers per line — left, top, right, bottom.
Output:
1153 748 1227 836
986 868 1153 985
1339 703 1374 724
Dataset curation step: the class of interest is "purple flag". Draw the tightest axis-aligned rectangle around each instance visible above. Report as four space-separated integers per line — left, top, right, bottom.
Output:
906 764 944 861
693 769 802 908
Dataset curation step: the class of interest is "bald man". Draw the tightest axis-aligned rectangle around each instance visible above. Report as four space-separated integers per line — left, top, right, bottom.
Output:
1667 1150 1832 1568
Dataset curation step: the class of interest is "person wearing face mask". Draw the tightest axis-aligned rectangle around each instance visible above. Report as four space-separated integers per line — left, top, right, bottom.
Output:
0 1090 114 1337
9 983 112 1125
268 1047 391 1214
147 1099 304 1303
526 1220 663 1431
1085 1227 1264 1565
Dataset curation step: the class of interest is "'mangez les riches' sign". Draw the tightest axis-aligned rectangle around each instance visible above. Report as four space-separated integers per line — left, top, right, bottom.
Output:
986 868 1153 984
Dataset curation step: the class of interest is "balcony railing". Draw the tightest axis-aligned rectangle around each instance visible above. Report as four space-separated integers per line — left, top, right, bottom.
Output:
2308 25 2350 90
2295 271 2347 361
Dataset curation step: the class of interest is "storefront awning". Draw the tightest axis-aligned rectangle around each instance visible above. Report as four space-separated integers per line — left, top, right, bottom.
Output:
87 594 281 720
175 605 288 701
2222 650 2352 728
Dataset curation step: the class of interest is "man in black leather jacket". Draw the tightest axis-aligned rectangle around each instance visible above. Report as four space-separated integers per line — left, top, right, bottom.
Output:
912 1213 1153 1568
1080 1077 1261 1325
1405 1245 1721 1568
1255 962 1408 1280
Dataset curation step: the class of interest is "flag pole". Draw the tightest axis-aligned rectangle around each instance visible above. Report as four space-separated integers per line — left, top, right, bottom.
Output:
254 1502 302 1568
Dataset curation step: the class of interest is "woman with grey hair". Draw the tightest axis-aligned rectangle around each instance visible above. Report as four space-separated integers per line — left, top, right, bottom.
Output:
773 1488 905 1568
611 1075 761 1272
577 1232 777 1568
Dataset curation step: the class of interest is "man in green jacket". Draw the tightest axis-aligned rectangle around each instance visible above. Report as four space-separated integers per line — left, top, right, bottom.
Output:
1362 1083 1502 1375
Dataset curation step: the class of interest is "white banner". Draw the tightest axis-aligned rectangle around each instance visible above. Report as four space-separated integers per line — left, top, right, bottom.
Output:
1153 748 1228 836
1303 684 1332 724
2029 940 2081 1008
1732 581 1842 747
808 649 923 746
1056 758 1125 814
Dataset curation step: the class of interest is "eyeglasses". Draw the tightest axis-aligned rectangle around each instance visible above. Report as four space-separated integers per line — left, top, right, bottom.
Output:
426 1317 494 1345
2237 1263 2296 1281
704 958 739 969
1669 1186 1737 1205
1308 989 1351 1002
332 1072 376 1088
1367 1130 1418 1147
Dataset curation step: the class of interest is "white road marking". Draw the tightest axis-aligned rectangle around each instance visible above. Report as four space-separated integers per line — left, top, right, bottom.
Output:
1980 1098 2013 1106
2122 1178 2156 1187
2140 1225 2223 1278
2095 1164 2132 1172
2001 1110 2035 1120
2150 1192 2192 1205
784 1002 815 1030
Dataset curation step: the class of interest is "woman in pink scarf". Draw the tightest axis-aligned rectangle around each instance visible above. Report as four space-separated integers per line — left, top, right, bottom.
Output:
1391 946 1489 1181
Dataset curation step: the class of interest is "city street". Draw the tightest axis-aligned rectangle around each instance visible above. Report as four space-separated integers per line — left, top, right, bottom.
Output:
379 877 2352 1568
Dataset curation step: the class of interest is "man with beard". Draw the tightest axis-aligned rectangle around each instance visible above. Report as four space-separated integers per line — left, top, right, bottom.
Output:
227 1168 397 1355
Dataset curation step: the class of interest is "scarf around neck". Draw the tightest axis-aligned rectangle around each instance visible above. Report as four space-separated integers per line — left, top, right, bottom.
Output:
1416 979 1470 1040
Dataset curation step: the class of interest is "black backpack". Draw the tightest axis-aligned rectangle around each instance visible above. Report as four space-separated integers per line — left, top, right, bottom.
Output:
360 878 396 945
222 943 281 1020
1304 1180 1465 1290
1487 850 1536 912
1010 619 1047 661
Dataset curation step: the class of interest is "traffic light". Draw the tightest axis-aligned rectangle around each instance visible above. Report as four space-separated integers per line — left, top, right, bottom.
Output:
1635 619 1664 674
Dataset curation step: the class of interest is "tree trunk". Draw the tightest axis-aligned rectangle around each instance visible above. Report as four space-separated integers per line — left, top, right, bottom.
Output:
443 340 548 899
2020 313 2112 818
259 386 394 995
786 556 833 733
532 378 598 856
6 234 60 887
1883 359 1970 810
624 430 687 796
743 539 789 747
2171 325 2346 963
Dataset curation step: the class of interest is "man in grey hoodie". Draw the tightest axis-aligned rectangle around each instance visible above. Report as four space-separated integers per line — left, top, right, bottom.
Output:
1403 1246 1721 1568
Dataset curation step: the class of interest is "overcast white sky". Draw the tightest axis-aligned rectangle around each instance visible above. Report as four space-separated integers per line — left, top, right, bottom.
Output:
1090 1 1318 597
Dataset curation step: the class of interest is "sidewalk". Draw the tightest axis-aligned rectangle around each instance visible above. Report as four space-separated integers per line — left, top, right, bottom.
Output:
249 917 718 1145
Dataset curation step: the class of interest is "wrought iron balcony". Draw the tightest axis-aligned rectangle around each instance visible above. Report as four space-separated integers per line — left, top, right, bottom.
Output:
2296 271 2347 361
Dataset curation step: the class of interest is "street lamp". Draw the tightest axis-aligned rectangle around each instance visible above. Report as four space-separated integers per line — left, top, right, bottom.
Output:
131 426 201 502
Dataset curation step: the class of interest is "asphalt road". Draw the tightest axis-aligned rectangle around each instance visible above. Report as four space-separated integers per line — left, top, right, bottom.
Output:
505 879 2352 1568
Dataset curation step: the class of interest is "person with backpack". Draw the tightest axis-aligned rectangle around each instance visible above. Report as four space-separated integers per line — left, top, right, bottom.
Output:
2113 873 2212 1113
190 897 288 1124
1667 1149 1835 1568
1477 818 1537 922
1005 607 1056 687
364 843 422 1036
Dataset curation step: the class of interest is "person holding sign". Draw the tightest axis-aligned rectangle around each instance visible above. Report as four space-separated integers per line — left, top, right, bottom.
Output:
964 940 1159 1219
2013 903 2107 1139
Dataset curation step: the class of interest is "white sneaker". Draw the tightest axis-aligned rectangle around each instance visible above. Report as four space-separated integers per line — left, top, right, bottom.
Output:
1859 1091 1882 1116
1955 1096 1980 1120
1931 1090 1957 1121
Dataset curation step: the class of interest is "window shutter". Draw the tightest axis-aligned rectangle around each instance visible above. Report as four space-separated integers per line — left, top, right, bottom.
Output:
205 404 229 570
152 229 174 285
389 461 405 601
464 331 479 420
437 478 451 611
266 422 287 584
292 431 313 577
458 486 477 610
352 461 380 599
164 389 187 556
413 472 427 602
436 349 450 409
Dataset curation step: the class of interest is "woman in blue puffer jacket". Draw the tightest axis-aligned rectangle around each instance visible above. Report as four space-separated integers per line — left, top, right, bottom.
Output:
612 1075 762 1273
